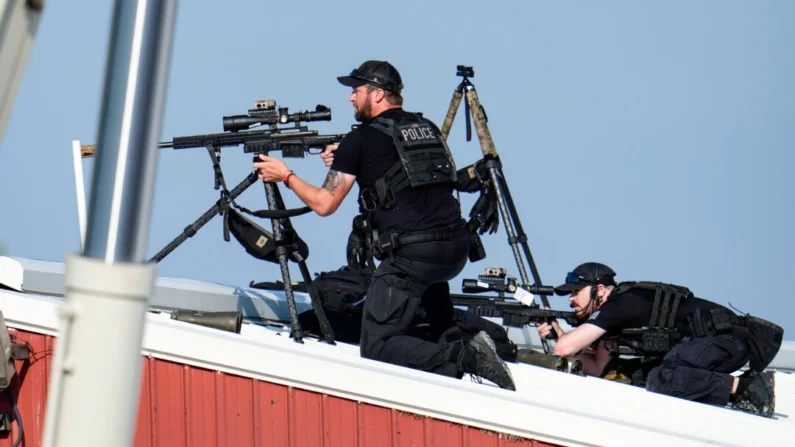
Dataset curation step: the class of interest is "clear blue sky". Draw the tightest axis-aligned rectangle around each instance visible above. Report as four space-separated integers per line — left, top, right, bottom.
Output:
1 1 793 335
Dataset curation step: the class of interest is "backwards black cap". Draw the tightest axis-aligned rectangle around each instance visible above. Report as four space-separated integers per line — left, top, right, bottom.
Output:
337 60 403 94
553 262 617 296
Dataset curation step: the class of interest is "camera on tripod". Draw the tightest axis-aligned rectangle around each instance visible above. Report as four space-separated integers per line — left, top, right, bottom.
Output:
456 65 474 78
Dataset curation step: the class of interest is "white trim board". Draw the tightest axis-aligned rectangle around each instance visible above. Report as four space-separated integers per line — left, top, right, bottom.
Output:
11 255 795 371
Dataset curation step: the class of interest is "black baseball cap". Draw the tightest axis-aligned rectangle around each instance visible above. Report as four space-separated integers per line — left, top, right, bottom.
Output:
337 60 404 94
554 262 617 296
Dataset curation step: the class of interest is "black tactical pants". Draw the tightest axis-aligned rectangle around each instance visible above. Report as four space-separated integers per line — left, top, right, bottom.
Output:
645 328 750 406
360 231 470 378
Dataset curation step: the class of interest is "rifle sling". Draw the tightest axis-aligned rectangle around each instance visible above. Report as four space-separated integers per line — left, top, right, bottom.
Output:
250 206 312 219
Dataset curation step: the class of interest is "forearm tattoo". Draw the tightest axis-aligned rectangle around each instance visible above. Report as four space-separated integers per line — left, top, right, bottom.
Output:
322 169 342 195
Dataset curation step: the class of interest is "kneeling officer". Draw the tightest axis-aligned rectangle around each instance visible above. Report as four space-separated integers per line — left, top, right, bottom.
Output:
539 262 782 417
254 60 515 391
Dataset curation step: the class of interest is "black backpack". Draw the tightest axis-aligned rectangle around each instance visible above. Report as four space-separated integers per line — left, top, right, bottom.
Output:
251 266 372 343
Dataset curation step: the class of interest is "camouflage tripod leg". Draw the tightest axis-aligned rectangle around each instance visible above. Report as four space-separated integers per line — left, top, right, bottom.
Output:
440 89 463 140
463 88 498 157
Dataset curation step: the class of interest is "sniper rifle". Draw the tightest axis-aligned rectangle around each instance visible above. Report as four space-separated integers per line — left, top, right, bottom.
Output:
453 267 578 332
80 100 345 161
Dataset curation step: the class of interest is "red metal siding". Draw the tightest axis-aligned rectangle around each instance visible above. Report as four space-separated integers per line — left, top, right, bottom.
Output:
0 328 561 447
0 328 52 447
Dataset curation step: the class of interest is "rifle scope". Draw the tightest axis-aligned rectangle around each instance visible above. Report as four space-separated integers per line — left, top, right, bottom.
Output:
223 104 332 132
462 278 515 294
523 285 555 296
462 279 555 296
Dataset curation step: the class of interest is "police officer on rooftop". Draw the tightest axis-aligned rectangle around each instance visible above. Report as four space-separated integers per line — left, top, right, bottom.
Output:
537 262 781 417
254 60 515 390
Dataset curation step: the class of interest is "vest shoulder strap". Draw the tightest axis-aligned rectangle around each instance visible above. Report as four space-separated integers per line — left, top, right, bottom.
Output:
368 116 396 137
613 280 693 329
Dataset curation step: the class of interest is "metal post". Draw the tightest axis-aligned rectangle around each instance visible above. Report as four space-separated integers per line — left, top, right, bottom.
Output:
42 1 177 446
0 0 46 146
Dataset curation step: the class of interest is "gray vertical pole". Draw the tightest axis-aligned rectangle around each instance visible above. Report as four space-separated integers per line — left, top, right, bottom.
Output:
0 0 46 147
41 0 177 446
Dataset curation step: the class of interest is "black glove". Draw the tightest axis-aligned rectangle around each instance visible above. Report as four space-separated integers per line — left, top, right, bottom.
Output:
346 230 368 271
454 158 498 193
346 214 376 274
454 163 487 192
469 187 499 235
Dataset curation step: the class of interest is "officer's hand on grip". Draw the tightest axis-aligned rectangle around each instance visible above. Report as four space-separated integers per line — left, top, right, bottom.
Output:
253 154 289 183
537 315 562 340
321 144 339 167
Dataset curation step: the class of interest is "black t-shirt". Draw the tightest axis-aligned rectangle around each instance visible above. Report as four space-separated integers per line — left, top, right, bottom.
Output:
586 284 732 337
331 108 463 231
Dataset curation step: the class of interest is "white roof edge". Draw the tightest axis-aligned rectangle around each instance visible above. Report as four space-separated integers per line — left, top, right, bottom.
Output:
11 256 315 322
11 255 795 370
0 256 23 292
1 287 792 447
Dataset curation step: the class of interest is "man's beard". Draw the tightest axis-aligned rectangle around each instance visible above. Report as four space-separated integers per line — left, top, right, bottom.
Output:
354 98 373 122
572 299 597 320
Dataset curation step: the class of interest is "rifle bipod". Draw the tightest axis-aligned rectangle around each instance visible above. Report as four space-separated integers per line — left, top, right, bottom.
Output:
259 180 336 345
148 146 335 345
440 65 554 354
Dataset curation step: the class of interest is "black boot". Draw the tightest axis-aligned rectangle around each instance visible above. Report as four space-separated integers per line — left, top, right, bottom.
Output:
458 331 516 391
732 371 775 418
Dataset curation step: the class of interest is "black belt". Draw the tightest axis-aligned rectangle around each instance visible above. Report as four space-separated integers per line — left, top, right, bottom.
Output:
374 219 468 255
397 220 469 246
686 307 748 338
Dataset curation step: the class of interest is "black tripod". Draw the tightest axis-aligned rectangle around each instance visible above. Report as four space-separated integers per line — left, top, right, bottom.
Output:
441 65 554 353
150 144 335 345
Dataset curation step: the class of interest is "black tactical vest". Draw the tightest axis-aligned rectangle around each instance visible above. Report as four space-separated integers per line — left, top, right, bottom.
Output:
604 281 781 373
358 113 457 212
606 281 694 357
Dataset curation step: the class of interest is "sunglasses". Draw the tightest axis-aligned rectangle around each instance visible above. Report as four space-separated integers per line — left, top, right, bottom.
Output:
565 271 592 284
349 68 376 83
348 68 395 92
